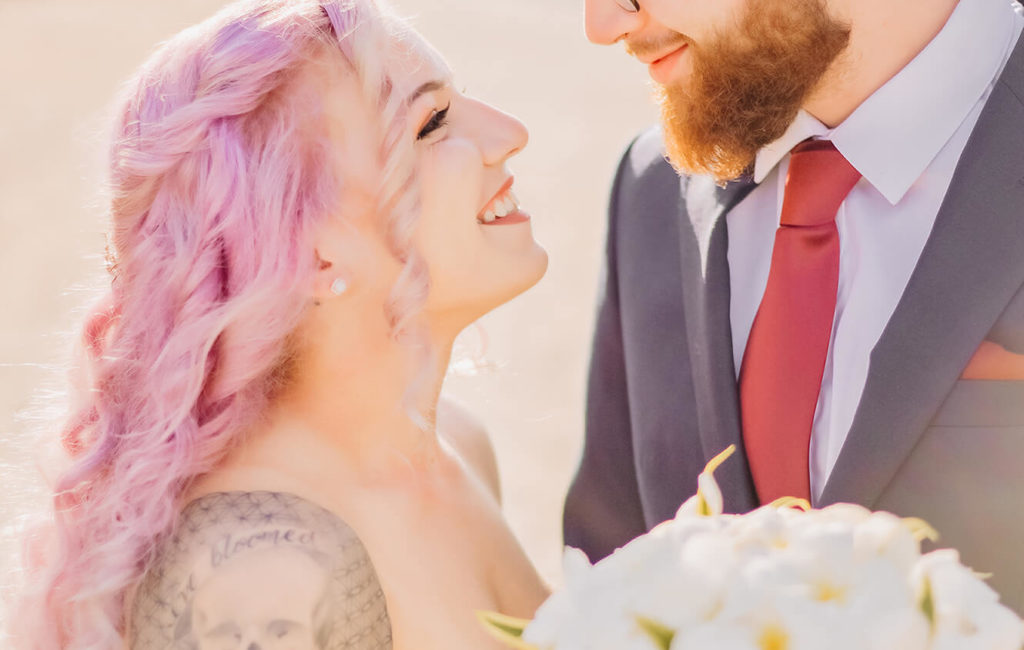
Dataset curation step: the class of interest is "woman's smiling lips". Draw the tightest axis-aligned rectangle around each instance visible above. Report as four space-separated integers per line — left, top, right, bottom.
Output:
647 44 688 84
478 177 531 226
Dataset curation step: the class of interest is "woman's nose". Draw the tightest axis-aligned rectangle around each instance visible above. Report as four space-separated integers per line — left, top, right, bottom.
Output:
585 0 642 45
478 104 529 167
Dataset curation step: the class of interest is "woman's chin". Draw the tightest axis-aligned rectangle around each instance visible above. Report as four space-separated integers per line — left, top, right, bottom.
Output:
502 242 549 300
477 235 549 304
434 246 549 331
489 248 549 311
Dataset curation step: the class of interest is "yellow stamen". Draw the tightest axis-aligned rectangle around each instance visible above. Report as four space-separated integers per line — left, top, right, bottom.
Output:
813 581 847 603
704 445 736 475
769 496 812 511
758 623 789 650
903 517 939 543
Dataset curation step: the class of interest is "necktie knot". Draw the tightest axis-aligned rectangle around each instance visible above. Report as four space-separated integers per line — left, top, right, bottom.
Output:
781 140 861 227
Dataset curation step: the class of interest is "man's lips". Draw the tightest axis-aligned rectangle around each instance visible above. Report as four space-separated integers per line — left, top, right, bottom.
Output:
647 44 688 84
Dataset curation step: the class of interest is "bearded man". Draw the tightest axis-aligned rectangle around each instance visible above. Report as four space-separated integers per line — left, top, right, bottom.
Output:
564 0 1024 612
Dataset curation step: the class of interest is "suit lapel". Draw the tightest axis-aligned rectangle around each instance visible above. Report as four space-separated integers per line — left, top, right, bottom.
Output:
679 174 759 513
821 38 1024 507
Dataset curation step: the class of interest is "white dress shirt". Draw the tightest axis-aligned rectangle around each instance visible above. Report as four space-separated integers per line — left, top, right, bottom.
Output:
727 0 1024 501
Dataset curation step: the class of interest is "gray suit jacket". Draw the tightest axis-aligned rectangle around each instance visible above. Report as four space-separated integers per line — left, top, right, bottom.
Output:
565 35 1024 612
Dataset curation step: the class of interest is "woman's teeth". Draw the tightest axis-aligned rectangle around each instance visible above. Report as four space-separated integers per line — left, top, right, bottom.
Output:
479 190 520 224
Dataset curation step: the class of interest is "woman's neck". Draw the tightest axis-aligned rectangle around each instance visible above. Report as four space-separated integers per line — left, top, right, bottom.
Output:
239 321 457 485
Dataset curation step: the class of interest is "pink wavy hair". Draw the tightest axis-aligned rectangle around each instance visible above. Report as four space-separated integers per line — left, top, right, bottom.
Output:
9 0 431 647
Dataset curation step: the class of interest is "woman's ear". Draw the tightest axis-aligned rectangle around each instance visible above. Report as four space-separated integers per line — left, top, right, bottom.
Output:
313 249 350 302
311 214 364 303
310 214 398 305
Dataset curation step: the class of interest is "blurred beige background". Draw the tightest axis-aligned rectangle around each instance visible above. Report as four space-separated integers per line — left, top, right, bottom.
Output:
0 0 658 607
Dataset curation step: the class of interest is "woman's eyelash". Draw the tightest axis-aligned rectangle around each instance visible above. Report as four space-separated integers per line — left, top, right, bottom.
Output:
417 104 450 140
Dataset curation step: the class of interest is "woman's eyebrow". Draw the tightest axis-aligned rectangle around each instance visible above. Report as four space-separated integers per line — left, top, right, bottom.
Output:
407 79 449 105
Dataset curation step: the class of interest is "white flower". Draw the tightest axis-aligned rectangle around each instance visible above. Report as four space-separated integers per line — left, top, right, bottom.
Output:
724 506 795 562
676 446 736 518
629 525 737 631
490 448 1024 650
670 617 767 650
849 510 922 572
914 549 1024 650
524 540 686 650
523 548 605 650
668 507 931 650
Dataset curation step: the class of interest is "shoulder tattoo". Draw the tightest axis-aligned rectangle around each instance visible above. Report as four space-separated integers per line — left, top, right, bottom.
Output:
129 491 392 649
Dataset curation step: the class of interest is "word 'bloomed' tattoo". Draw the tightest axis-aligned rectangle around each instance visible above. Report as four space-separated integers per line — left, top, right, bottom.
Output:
210 527 316 568
130 491 392 650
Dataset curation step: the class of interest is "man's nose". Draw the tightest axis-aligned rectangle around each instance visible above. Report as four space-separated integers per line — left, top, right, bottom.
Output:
585 0 643 45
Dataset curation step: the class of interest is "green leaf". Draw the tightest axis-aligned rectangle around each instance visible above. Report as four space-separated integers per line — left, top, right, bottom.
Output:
637 616 676 650
477 611 539 650
918 575 936 631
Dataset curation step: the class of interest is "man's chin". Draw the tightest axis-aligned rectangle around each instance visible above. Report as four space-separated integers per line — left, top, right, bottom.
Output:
663 143 754 184
657 89 757 183
648 0 851 183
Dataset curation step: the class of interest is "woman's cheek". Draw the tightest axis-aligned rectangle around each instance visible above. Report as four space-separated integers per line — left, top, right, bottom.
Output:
425 139 484 221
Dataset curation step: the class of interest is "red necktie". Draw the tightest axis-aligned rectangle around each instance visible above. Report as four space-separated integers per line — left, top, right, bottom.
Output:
739 140 861 503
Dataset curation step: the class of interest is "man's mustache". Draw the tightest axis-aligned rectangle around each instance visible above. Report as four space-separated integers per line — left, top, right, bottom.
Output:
624 32 691 60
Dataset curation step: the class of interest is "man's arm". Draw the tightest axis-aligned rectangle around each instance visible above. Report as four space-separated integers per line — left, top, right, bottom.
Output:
563 140 649 562
129 491 391 649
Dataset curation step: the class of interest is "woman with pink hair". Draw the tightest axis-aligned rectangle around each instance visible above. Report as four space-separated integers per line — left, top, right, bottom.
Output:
10 0 550 647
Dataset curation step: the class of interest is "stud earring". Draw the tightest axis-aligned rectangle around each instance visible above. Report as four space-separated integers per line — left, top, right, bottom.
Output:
330 278 349 296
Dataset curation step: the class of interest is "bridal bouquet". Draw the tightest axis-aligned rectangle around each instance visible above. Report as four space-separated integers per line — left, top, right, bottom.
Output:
481 447 1024 650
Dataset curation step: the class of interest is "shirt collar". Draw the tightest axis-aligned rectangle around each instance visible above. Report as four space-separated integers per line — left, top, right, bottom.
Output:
754 0 1019 204
753 110 828 184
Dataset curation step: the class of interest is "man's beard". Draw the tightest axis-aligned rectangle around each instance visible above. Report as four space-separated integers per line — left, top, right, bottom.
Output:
655 0 851 182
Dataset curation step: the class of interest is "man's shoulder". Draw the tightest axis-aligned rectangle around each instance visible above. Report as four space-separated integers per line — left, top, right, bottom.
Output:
609 126 688 218
617 125 675 185
129 491 392 649
623 126 668 170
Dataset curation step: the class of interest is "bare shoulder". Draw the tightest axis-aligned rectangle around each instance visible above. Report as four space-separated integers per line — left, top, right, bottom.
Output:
129 491 392 649
437 397 501 504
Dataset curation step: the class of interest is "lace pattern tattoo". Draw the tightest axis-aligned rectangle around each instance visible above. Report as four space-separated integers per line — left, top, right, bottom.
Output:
129 491 392 649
